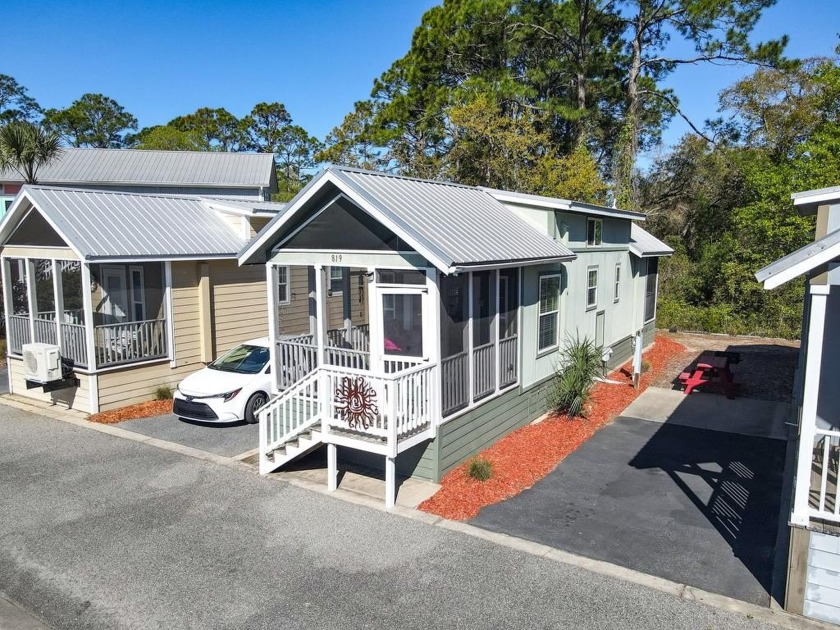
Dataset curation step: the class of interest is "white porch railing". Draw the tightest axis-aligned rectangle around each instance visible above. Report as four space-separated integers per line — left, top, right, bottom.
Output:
321 362 437 455
258 369 322 474
326 324 370 352
61 322 88 367
441 351 469 416
277 336 318 389
810 427 840 522
383 355 424 374
33 317 58 345
473 342 496 401
326 346 370 370
94 319 167 367
8 315 31 354
499 335 518 387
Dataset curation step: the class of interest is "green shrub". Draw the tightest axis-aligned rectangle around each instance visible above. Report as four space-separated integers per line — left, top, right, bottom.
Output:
467 457 493 481
548 335 603 418
154 385 173 401
641 359 652 373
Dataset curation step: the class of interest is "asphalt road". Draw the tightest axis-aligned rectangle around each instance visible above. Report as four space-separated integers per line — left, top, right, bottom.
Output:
0 405 782 630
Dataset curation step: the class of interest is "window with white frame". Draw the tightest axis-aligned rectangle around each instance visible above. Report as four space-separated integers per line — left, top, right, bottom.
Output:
538 274 560 352
586 266 598 309
129 266 146 321
614 263 621 303
586 217 603 246
329 266 346 294
277 266 290 305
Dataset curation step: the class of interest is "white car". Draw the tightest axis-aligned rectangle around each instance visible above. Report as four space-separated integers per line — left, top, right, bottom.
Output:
173 337 272 424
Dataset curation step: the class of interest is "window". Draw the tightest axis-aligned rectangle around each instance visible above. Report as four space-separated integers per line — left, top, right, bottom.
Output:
129 266 146 321
329 266 346 294
538 274 560 352
614 263 621 303
587 217 603 246
586 266 598 309
376 269 425 285
644 258 659 322
277 266 290 305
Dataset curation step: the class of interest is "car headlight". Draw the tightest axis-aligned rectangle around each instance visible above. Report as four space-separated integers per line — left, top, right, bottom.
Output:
221 388 242 402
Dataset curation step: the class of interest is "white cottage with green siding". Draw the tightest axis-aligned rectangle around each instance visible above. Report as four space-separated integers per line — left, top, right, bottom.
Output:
239 166 672 506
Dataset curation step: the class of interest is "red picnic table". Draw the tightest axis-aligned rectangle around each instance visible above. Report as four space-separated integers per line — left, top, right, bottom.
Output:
678 352 737 399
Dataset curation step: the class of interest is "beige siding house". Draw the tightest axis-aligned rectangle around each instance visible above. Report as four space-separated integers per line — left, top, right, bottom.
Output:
0 186 284 413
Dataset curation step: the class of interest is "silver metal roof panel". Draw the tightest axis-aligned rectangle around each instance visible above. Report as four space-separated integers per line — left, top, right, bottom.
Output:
9 186 247 260
0 148 276 188
629 224 673 258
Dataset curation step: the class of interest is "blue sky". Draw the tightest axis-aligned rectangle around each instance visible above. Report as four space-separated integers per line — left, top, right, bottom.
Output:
4 0 839 155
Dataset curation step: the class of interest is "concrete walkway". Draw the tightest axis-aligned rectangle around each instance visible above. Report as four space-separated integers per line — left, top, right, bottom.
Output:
0 404 786 630
471 388 789 606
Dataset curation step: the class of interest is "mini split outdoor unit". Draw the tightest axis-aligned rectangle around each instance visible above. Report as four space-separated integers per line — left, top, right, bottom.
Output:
22 343 62 384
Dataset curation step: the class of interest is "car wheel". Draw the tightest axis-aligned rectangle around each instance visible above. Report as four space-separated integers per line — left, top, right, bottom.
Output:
244 391 268 424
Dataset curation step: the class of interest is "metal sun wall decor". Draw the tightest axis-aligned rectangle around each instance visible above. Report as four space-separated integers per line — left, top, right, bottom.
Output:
335 376 379 429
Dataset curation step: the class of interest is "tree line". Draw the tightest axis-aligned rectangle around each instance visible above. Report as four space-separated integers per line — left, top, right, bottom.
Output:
0 77 320 198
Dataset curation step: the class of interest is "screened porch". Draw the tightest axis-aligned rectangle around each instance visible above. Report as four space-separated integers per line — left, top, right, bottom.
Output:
4 257 169 370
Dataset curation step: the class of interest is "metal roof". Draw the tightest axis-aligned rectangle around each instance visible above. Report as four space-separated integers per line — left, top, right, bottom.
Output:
481 187 646 220
240 166 576 271
0 148 276 188
202 198 288 217
3 186 250 261
790 185 840 216
755 228 840 289
629 224 673 258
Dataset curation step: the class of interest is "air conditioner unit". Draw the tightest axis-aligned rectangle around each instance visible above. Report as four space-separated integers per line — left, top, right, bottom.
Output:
22 343 62 383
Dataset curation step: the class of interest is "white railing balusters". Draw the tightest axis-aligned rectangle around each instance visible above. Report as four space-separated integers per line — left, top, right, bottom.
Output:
810 427 840 522
94 319 167 368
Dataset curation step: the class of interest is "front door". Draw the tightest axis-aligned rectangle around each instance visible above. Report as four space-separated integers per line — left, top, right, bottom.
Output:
101 266 129 322
377 287 428 373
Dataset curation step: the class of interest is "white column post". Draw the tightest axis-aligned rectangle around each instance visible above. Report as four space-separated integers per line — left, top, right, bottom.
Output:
81 263 96 370
385 456 396 509
426 268 442 434
2 258 13 391
266 263 279 394
791 283 830 526
314 265 327 367
327 443 338 492
52 260 64 351
164 262 176 368
467 272 474 405
493 269 500 394
368 267 381 373
25 258 37 342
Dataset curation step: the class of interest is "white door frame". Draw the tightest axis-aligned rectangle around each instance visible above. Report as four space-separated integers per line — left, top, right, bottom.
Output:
372 283 429 371
101 265 129 322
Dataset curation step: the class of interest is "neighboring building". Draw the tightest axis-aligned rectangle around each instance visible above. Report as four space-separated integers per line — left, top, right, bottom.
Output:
238 165 672 506
0 147 278 215
0 185 285 414
756 185 840 625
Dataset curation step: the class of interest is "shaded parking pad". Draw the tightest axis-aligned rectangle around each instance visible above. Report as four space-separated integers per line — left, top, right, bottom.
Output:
471 416 785 605
119 414 258 457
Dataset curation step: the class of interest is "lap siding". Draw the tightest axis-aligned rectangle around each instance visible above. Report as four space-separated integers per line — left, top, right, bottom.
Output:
8 357 91 413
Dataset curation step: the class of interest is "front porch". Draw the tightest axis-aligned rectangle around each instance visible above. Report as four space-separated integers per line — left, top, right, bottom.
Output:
258 261 522 506
4 258 170 371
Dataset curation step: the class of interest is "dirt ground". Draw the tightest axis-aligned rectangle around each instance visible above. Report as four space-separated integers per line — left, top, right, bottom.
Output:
650 331 800 403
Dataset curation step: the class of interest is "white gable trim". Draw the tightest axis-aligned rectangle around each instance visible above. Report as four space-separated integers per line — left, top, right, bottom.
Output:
760 241 840 290
238 170 452 273
0 190 86 262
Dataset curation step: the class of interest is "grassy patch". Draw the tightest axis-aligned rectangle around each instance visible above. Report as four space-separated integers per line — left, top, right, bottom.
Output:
466 457 493 481
154 385 173 400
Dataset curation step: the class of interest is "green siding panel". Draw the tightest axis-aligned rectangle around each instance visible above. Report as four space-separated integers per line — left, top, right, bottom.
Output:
643 319 656 347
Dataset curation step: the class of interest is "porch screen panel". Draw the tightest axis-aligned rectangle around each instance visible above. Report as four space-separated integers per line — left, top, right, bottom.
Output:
440 274 469 416
644 258 658 322
60 261 87 367
472 271 495 401
498 268 519 387
8 259 30 354
383 294 423 357
32 259 57 345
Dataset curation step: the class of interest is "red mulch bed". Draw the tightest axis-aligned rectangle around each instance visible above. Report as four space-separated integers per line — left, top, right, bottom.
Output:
89 400 173 424
418 334 687 521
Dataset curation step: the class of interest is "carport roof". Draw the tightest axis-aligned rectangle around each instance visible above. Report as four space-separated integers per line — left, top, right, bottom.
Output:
629 224 674 258
755 227 840 290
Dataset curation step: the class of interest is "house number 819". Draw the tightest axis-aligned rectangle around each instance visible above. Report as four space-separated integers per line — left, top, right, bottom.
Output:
331 254 342 263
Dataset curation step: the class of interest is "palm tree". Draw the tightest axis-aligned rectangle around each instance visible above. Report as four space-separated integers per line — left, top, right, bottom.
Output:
0 121 63 184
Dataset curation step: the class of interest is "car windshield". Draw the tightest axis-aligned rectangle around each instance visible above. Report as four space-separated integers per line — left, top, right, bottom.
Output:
209 344 269 374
